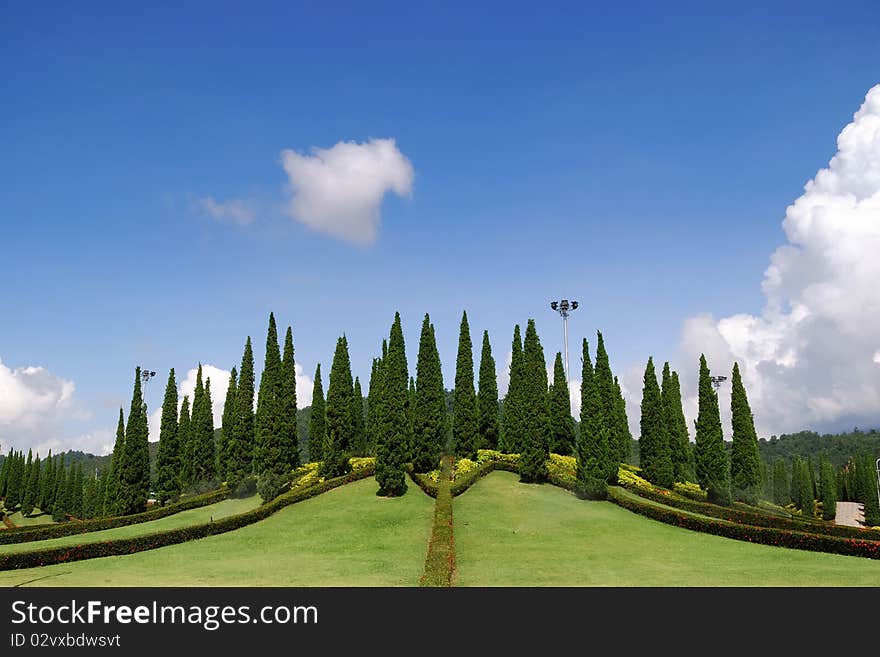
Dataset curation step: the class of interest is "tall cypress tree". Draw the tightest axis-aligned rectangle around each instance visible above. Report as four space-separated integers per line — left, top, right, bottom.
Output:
218 367 238 480
477 330 500 450
819 456 837 521
227 337 255 483
453 311 478 460
694 355 730 505
279 326 300 469
772 458 790 506
729 362 762 504
307 363 326 462
176 395 192 490
797 458 815 518
155 368 181 503
861 453 880 526
518 319 551 483
321 336 355 478
366 357 381 455
255 313 283 474
51 460 68 521
70 462 84 519
119 367 150 515
188 365 216 483
662 370 690 481
351 377 368 456
375 312 410 496
594 332 620 461
501 325 525 453
39 450 54 511
103 408 125 516
21 452 40 516
412 314 447 472
549 352 575 456
613 376 632 466
576 339 611 497
639 358 674 488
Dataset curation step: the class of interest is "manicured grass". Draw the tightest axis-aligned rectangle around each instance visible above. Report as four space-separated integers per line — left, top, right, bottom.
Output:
454 471 880 586
6 508 55 528
0 477 434 587
0 496 261 555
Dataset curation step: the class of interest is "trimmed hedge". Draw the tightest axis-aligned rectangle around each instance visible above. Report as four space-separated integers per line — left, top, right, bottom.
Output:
607 486 880 560
622 484 880 542
0 466 374 571
0 488 231 546
408 470 439 499
419 477 455 587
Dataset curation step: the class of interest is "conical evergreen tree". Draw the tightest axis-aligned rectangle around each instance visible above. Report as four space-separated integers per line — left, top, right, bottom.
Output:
694 355 730 505
773 458 790 506
639 358 674 488
518 319 551 482
196 376 217 482
808 455 818 500
453 311 479 459
501 325 525 453
38 450 53 511
82 473 97 519
477 330 500 450
661 364 691 482
412 314 447 472
155 368 181 503
729 362 762 504
375 312 410 496
351 377 368 456
119 367 150 515
51 460 68 521
576 339 611 497
227 337 255 483
861 453 880 526
103 408 125 516
790 456 805 508
549 352 576 456
176 395 192 489
366 357 381 455
594 332 620 461
255 313 283 474
308 363 326 462
21 451 40 516
798 458 815 518
613 376 632 466
321 336 355 478
278 326 300 469
70 462 84 519
218 366 238 480
819 456 837 521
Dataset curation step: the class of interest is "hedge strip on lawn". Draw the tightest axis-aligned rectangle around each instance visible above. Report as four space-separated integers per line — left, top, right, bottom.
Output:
607 486 880 560
0 488 231 546
0 466 374 571
623 484 880 542
420 458 456 587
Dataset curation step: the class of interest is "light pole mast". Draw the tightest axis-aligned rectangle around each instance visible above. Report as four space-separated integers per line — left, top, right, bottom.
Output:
550 299 579 391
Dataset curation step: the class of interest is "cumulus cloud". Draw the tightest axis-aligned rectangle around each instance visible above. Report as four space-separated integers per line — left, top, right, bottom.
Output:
196 196 257 226
280 138 414 245
679 84 880 437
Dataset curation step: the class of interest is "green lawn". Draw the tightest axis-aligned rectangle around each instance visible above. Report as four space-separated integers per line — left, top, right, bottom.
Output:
5 508 54 528
0 477 434 587
0 496 262 555
454 471 880 586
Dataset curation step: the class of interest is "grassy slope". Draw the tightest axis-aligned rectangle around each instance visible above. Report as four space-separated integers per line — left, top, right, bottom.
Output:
0 477 434 587
6 508 55 527
0 496 261 555
454 472 880 586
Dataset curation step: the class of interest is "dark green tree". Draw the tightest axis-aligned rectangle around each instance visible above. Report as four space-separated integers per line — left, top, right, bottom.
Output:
477 330 500 450
307 363 326 462
155 368 181 503
576 339 611 497
501 324 525 453
819 456 837 521
411 314 447 472
453 311 479 460
612 376 632 466
594 332 621 462
189 365 217 483
694 355 730 505
661 365 691 482
176 395 192 489
278 326 300 469
103 408 125 516
21 451 40 516
861 453 880 526
772 458 790 506
321 336 355 478
639 358 674 488
729 362 762 504
227 337 255 483
518 319 551 483
549 352 576 456
82 474 98 519
797 458 815 518
375 312 410 496
70 462 84 519
39 450 54 511
351 377 368 456
366 357 381 455
119 367 150 515
255 313 283 474
218 366 238 480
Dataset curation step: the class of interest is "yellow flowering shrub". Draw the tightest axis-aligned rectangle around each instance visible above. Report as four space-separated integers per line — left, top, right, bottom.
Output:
617 467 662 494
673 481 706 500
476 449 519 465
291 462 323 488
453 458 479 480
349 457 375 471
619 463 641 473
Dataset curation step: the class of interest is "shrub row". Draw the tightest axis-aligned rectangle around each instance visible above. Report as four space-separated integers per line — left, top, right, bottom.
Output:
0 465 374 571
450 460 518 497
0 487 230 546
419 477 455 587
622 484 880 541
408 470 439 498
607 486 880 560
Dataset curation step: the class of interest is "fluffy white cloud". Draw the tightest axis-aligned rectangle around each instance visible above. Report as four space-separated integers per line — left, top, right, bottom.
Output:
281 138 414 245
196 196 257 226
678 84 880 437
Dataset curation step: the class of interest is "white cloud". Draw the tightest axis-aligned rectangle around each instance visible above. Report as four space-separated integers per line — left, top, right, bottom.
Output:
195 196 257 226
280 138 414 245
678 84 880 437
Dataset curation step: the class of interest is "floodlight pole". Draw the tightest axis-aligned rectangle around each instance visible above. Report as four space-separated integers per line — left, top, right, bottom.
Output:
550 299 579 391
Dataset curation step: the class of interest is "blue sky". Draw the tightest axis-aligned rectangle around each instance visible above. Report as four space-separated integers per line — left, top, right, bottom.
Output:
2 2 880 454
